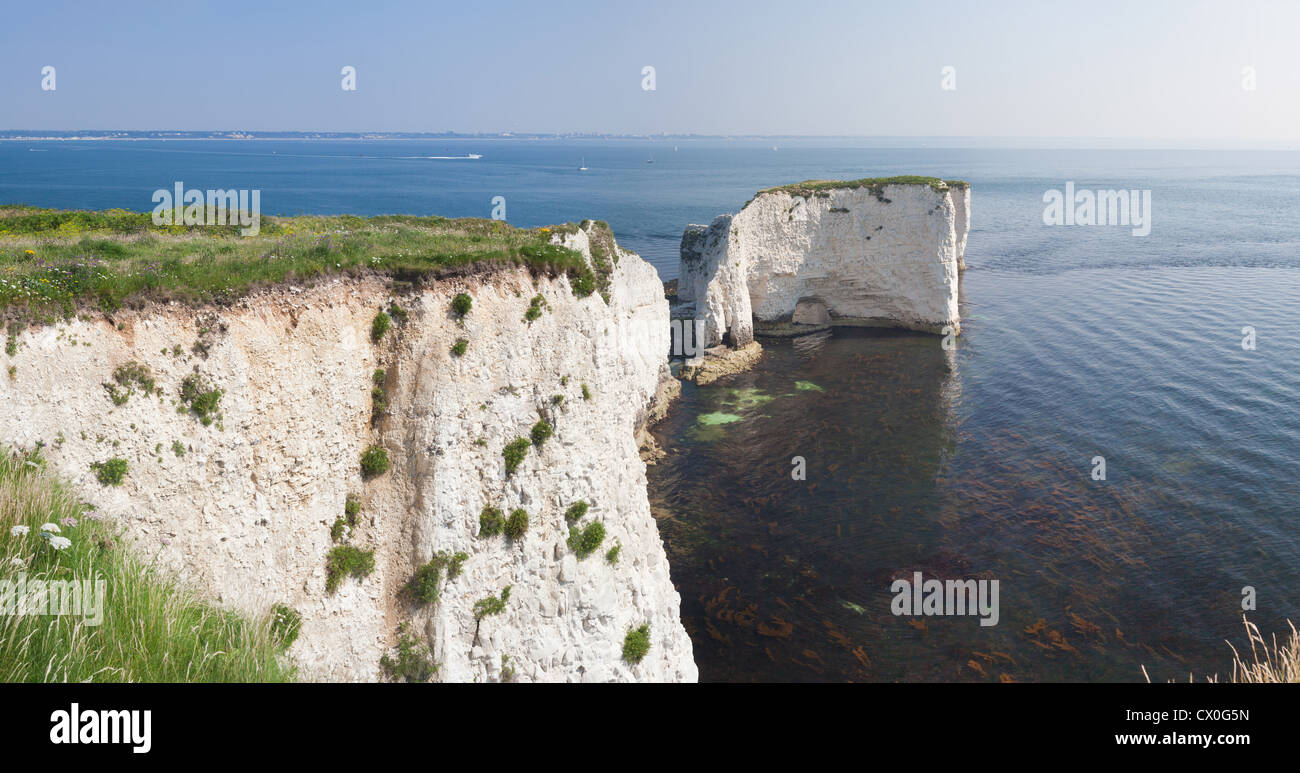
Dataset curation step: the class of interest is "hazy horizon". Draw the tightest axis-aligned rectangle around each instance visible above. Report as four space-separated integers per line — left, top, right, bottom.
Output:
4 0 1299 143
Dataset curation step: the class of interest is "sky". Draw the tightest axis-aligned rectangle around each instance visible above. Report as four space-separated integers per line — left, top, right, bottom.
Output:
1 0 1297 143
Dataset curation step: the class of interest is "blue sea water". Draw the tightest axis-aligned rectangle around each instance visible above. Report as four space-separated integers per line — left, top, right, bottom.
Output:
2 138 1297 681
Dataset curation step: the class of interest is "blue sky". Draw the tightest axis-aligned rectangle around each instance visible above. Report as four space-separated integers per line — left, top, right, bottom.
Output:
1 0 1297 141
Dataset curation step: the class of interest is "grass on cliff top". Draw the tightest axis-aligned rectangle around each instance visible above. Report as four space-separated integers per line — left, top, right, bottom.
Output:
749 176 969 203
0 450 296 682
0 205 601 320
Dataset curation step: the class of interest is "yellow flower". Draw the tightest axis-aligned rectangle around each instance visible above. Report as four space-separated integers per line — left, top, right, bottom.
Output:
24 250 34 255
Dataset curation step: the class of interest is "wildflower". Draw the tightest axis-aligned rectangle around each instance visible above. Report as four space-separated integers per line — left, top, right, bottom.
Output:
10 525 29 536
39 522 60 534
61 517 78 528
48 536 72 550
9 556 24 567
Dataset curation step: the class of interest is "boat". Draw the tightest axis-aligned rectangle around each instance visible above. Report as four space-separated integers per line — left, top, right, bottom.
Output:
579 157 588 171
647 154 654 164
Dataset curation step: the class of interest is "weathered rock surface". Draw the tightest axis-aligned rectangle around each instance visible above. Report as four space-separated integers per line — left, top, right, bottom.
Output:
678 180 969 343
0 222 696 683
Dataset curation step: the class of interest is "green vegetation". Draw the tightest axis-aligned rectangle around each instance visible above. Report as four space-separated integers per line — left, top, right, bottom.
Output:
524 293 548 322
370 310 391 342
0 207 599 321
752 176 960 202
388 303 408 324
473 585 512 620
606 541 621 565
504 508 529 540
179 373 223 426
451 338 468 357
345 493 361 524
91 457 128 486
451 292 472 319
503 437 530 475
565 501 589 523
530 419 552 447
103 361 156 406
0 453 294 681
581 383 591 401
622 623 651 664
5 322 18 357
325 544 375 593
567 521 606 560
171 440 186 457
360 445 390 478
372 368 386 385
270 604 302 649
380 622 437 683
479 505 504 537
330 517 347 542
407 550 470 605
500 653 515 682
370 385 388 417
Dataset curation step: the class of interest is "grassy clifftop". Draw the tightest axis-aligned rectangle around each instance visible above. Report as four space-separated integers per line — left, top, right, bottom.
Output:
747 176 969 205
0 206 600 320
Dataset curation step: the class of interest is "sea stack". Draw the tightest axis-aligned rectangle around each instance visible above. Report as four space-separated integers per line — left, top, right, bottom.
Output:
676 177 970 362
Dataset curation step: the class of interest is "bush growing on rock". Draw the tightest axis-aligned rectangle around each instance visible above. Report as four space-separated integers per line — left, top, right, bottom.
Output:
451 338 468 357
623 623 651 664
325 545 375 593
360 445 390 478
408 550 469 605
479 505 504 537
504 508 529 540
530 419 552 447
473 585 512 620
91 457 128 486
565 501 588 523
345 493 361 524
179 373 223 426
371 311 391 342
606 541 621 565
451 292 472 319
502 438 530 475
567 520 605 559
380 622 437 683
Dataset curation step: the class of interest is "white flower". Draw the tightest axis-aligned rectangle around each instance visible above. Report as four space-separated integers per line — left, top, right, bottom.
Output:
8 556 23 567
48 536 72 551
9 525 29 536
39 522 60 534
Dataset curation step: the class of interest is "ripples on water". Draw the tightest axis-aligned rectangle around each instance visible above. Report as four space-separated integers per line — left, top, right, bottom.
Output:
650 267 1300 682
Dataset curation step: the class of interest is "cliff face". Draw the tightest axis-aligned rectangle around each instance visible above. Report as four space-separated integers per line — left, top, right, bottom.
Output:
0 223 697 682
678 181 970 343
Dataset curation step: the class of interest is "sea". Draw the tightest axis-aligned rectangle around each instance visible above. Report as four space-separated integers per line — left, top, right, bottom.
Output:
2 137 1297 681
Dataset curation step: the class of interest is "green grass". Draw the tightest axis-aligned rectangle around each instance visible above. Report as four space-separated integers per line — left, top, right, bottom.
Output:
503 437 530 476
0 206 600 320
749 176 964 204
0 452 295 681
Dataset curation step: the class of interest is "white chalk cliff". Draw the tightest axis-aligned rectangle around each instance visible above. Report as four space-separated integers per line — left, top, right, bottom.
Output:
0 222 697 682
678 179 970 346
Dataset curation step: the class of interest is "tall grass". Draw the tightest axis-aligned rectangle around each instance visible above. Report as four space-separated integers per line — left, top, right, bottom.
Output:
1227 617 1300 683
0 451 295 682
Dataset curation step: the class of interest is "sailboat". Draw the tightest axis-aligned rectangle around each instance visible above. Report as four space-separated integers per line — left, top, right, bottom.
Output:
579 157 588 171
646 153 654 164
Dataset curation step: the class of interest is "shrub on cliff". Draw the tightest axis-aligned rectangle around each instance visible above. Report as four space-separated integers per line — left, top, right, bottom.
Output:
479 505 504 537
408 551 469 605
530 419 552 447
0 454 294 681
179 374 223 426
90 457 128 487
451 338 468 357
504 509 529 540
565 501 588 523
567 521 605 560
380 622 437 683
473 585 512 620
502 438 530 475
325 545 375 593
451 292 472 319
360 445 390 478
623 623 651 664
371 310 390 342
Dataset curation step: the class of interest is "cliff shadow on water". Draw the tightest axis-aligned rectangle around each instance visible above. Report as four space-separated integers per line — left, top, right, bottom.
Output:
650 329 964 681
